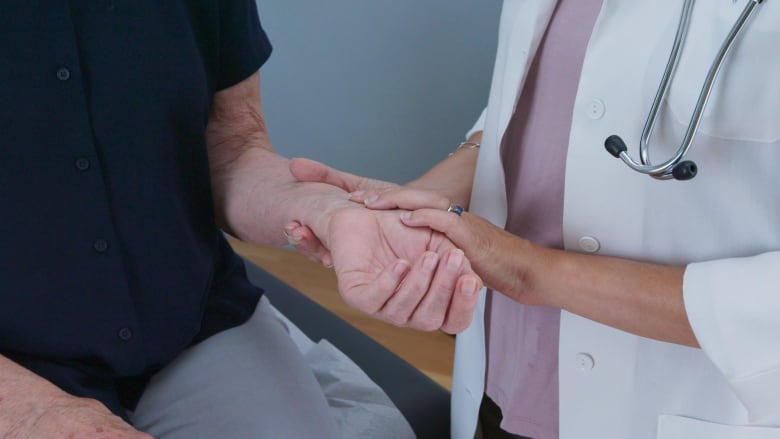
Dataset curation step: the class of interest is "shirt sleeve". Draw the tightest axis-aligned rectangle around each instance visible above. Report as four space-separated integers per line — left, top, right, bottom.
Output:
683 251 780 423
465 107 487 140
216 0 273 90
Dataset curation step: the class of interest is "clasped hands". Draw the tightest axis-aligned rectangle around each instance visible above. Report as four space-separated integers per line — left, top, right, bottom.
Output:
282 159 489 334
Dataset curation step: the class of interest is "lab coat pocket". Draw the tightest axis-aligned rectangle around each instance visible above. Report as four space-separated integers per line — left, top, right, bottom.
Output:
647 1 780 144
657 415 780 439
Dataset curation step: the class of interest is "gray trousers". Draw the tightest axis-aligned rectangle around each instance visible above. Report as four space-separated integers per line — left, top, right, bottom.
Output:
130 296 414 439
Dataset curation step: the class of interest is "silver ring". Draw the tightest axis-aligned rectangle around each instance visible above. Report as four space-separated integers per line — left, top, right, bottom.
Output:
447 204 464 216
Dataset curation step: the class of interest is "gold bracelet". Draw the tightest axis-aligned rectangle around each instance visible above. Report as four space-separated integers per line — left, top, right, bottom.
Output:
448 141 481 157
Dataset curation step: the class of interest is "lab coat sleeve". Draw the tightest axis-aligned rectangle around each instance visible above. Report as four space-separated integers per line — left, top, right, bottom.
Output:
465 107 487 140
683 251 780 424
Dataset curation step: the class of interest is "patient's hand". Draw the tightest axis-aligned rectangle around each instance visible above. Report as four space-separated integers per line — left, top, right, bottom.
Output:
285 157 398 267
286 158 482 333
315 205 482 334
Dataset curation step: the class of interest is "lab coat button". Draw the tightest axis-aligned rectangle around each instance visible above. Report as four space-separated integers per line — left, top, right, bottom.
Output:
588 99 605 120
576 353 595 371
578 236 600 253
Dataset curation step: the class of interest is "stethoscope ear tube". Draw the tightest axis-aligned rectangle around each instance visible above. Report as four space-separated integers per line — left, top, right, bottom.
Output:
671 161 697 180
604 135 627 158
604 135 698 181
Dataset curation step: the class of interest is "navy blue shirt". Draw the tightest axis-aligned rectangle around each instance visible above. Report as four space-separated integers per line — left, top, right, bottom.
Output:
0 1 272 414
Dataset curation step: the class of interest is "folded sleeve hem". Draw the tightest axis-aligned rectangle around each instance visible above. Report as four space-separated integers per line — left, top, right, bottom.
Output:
683 252 780 421
465 107 487 140
731 367 780 423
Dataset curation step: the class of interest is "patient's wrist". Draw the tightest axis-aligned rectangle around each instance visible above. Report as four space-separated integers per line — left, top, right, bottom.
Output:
291 186 358 249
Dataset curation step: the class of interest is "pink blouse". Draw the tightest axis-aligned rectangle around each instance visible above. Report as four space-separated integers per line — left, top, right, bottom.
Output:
485 0 604 437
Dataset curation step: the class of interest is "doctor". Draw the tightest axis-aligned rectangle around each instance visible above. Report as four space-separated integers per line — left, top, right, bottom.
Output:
288 0 780 437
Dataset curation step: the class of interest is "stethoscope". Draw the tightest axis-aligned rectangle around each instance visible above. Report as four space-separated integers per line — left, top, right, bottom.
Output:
604 0 766 180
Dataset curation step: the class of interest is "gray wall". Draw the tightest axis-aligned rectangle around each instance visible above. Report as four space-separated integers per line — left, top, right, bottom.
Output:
256 1 502 183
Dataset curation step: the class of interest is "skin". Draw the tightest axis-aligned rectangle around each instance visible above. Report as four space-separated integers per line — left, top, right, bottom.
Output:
0 72 482 437
287 132 700 348
206 71 482 333
284 131 482 266
0 355 153 439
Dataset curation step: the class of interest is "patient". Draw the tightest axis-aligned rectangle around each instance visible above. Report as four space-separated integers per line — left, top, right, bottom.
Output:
0 2 479 438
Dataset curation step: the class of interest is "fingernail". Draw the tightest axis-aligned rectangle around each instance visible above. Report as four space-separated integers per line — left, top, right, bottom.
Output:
350 190 365 198
423 253 438 270
463 277 479 296
364 195 378 206
400 212 412 221
447 250 463 270
393 260 409 276
286 234 301 246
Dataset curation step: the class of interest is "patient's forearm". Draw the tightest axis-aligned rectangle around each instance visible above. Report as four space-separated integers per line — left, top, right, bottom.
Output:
0 354 63 430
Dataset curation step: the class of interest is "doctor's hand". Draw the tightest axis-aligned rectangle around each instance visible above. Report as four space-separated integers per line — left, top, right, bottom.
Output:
399 208 545 305
292 184 533 306
324 182 541 304
291 173 529 301
305 202 482 333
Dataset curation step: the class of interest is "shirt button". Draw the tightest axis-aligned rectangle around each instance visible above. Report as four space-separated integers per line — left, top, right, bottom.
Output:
93 239 110 253
576 353 595 372
587 98 606 120
56 67 71 81
74 157 90 171
118 327 133 341
578 236 601 253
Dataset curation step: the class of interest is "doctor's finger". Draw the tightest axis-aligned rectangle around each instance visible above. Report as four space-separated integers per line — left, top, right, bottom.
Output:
289 157 361 191
363 188 451 212
289 157 391 193
400 209 473 251
346 186 396 204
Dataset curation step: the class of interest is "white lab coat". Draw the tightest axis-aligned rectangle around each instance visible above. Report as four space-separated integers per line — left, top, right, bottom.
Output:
453 1 780 438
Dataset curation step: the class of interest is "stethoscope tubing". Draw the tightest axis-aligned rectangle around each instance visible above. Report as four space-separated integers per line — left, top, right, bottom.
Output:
610 0 764 180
